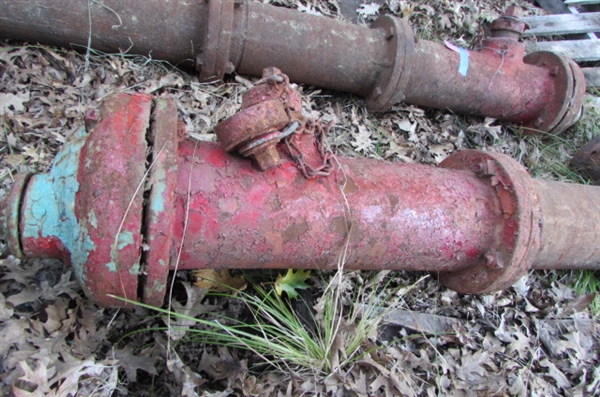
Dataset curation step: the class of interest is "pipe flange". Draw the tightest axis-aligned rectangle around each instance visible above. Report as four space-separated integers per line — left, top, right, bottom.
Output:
73 94 152 307
522 52 586 135
142 97 179 307
439 150 542 294
365 15 414 112
197 0 235 81
0 173 32 259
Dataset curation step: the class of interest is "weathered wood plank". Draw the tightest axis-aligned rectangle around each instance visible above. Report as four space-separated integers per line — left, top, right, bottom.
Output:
564 0 600 5
525 39 600 61
521 12 600 36
536 0 570 14
566 4 599 39
582 68 600 87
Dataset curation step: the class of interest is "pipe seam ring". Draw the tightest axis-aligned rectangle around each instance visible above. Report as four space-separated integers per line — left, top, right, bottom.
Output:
365 15 415 112
439 150 542 294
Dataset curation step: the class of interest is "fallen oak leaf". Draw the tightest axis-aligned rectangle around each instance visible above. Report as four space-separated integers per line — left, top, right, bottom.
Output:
191 269 247 294
0 293 14 321
13 357 54 397
274 269 310 299
114 347 158 383
357 3 381 18
165 282 220 341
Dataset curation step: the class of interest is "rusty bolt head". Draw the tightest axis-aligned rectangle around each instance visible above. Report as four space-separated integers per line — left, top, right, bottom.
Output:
484 252 504 269
224 61 236 75
385 27 395 40
490 7 527 39
472 163 485 175
252 144 282 171
505 6 520 18
84 108 98 132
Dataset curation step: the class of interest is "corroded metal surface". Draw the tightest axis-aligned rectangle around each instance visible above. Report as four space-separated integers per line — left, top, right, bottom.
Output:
73 94 149 306
173 141 504 273
522 52 586 134
0 0 207 66
16 94 151 307
215 68 306 171
0 0 586 134
0 174 32 259
200 1 586 134
531 180 600 270
2 93 598 306
143 97 179 306
439 150 543 293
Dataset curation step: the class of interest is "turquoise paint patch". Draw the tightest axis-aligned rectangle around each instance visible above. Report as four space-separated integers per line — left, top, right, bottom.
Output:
149 167 167 216
21 126 96 282
117 231 134 250
89 210 98 229
105 261 117 273
102 231 137 274
151 278 166 292
129 262 140 275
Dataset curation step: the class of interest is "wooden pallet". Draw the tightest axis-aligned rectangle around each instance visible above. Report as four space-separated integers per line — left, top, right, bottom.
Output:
524 1 600 87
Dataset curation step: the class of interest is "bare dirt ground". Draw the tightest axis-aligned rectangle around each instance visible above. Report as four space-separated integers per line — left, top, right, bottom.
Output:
1 1 599 396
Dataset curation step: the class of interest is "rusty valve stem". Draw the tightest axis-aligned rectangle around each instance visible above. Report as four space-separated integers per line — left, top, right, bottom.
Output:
0 0 586 134
215 67 305 170
1 93 598 307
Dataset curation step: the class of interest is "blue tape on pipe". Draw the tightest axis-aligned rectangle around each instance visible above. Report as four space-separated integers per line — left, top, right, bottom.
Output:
457 47 469 77
444 41 470 77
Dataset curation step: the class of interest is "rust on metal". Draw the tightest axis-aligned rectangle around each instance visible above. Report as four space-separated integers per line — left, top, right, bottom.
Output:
0 0 586 134
143 97 179 306
214 68 306 171
530 180 600 270
172 141 504 275
0 0 208 67
71 94 150 307
0 173 32 259
2 93 598 306
14 94 152 307
439 150 543 293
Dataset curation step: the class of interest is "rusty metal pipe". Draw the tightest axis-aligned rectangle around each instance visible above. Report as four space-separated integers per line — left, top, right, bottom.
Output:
530 180 599 270
1 93 598 307
0 0 586 134
0 0 206 66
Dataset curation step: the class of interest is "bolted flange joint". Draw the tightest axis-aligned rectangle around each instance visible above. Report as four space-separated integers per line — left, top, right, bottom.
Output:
439 150 543 294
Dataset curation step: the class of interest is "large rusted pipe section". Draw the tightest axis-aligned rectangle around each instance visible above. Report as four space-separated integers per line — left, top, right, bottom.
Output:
0 0 586 134
1 92 598 307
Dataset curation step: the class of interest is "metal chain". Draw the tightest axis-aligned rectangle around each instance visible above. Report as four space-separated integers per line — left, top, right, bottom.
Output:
284 120 335 179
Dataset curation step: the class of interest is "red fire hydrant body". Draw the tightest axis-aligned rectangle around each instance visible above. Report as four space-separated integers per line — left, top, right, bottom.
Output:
1 93 598 307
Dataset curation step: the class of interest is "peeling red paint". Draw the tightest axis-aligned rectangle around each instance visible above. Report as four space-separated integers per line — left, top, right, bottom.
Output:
2 93 597 307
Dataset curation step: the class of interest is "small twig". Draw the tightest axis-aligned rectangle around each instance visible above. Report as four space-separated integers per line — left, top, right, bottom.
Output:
166 139 198 359
85 0 124 74
84 0 93 75
476 47 507 105
111 141 168 300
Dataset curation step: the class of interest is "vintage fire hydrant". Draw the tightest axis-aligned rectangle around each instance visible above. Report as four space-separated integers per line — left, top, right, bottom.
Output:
1 76 597 307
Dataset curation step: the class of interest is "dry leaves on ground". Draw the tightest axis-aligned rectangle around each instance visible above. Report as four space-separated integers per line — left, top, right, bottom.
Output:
1 0 599 395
